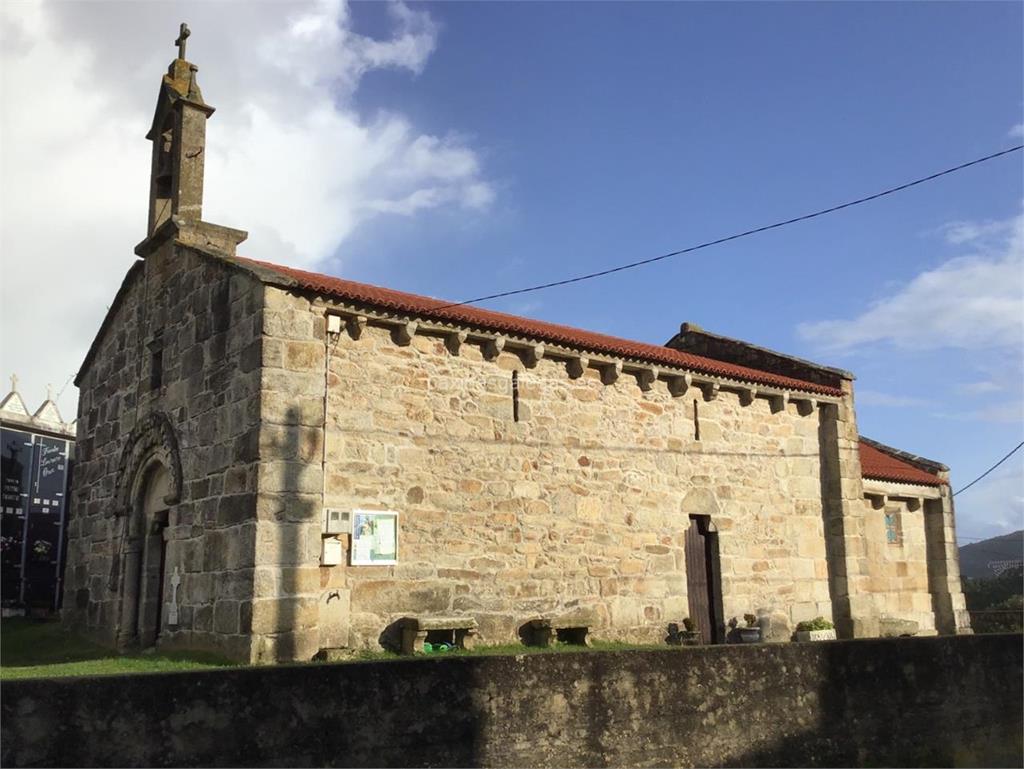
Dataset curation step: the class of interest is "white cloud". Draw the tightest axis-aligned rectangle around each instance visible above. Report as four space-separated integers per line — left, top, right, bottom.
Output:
798 210 1024 353
856 390 932 408
955 462 1024 537
942 399 1024 423
955 380 1003 395
1010 124 1024 139
0 0 492 416
939 216 1018 246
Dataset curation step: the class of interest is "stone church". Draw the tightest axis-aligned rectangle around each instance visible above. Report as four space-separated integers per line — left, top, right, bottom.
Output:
61 30 970 662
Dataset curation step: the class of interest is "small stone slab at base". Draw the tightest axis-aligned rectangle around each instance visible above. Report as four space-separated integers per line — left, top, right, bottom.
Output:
795 629 837 642
399 616 479 655
880 617 920 637
522 614 594 647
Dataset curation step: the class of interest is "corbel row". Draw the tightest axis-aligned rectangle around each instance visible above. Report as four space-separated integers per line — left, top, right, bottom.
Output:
865 492 924 511
325 308 840 413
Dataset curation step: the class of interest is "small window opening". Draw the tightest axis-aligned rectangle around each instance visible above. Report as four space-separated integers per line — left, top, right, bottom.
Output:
884 509 902 545
555 627 589 646
149 340 164 390
424 628 474 650
692 398 701 441
512 370 520 422
154 127 174 198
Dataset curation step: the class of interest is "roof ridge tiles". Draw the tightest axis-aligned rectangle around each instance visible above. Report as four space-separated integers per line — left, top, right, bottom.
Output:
233 256 845 398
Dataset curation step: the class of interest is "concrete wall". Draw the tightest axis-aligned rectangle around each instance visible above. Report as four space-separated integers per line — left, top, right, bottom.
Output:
62 243 265 661
3 635 1020 768
257 287 846 656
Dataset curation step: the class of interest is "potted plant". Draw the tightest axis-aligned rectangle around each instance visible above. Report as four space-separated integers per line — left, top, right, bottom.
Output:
794 617 836 642
665 618 701 646
730 614 762 643
680 617 701 646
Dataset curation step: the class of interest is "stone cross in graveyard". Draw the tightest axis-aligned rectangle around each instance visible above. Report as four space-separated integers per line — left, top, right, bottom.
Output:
168 566 181 625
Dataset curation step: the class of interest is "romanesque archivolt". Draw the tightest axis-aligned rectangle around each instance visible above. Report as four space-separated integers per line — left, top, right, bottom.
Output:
114 411 182 515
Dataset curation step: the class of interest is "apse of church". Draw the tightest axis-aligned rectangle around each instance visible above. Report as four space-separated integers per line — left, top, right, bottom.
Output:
61 26 970 663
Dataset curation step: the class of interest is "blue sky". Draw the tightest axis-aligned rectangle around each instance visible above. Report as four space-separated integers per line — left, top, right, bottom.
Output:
1 1 1021 543
335 1 1024 542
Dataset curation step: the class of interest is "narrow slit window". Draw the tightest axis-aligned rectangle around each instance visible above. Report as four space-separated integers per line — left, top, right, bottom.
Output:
512 370 520 422
693 398 700 441
149 340 164 390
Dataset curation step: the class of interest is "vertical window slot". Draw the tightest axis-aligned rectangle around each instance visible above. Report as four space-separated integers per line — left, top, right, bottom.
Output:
512 370 520 422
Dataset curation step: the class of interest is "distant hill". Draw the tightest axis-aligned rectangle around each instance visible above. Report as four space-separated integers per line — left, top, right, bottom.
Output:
959 531 1024 579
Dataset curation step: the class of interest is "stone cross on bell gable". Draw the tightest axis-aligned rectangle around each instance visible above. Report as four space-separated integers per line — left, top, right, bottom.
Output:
9 374 18 392
175 23 190 60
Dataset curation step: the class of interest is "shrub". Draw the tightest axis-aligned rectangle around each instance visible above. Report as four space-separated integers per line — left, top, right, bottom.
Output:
796 616 834 632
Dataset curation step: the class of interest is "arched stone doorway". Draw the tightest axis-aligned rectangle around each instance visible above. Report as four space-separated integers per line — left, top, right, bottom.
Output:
113 412 182 650
118 461 171 648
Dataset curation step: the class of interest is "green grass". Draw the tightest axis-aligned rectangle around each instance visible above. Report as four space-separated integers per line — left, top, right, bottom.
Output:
2 618 680 679
332 639 673 664
1 618 236 680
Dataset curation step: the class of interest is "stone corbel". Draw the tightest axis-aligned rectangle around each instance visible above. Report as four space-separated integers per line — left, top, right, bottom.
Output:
567 355 589 380
788 394 815 416
868 493 887 510
699 381 720 401
601 360 623 386
906 498 922 512
523 343 545 369
668 373 692 397
636 366 659 392
767 392 786 414
392 320 418 346
345 315 367 340
738 387 755 407
445 330 468 356
483 335 506 360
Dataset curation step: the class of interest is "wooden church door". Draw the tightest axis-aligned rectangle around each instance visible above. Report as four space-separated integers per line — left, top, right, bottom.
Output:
685 515 724 644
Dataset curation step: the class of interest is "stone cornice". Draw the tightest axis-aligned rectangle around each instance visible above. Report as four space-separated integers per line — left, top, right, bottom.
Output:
319 299 843 408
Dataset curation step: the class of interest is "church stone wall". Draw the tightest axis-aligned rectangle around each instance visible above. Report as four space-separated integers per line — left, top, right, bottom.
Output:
855 480 970 637
63 244 264 661
861 495 936 635
255 287 843 657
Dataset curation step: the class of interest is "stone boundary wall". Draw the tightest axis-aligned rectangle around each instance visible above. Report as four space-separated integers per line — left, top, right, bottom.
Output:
3 635 1021 768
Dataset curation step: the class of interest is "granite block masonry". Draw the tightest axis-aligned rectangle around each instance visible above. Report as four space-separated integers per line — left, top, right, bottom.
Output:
61 26 970 662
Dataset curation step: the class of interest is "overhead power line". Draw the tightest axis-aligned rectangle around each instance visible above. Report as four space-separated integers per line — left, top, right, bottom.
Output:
436 144 1023 310
954 441 1024 497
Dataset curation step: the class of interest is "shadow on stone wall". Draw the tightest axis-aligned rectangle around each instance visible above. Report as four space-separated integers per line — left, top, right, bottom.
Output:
817 404 854 639
2 635 1020 768
259 407 324 662
725 637 1023 768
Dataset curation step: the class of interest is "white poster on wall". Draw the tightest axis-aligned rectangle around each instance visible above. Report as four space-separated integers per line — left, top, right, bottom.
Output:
351 510 399 565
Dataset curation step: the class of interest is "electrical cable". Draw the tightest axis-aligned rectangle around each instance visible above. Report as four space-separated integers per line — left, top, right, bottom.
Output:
435 145 1023 310
953 441 1024 497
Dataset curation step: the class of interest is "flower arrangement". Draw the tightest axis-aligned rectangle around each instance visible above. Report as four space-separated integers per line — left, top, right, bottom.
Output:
32 539 52 557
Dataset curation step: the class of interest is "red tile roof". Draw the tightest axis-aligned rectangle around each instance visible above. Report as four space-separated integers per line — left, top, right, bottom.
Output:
235 257 844 397
859 440 944 486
